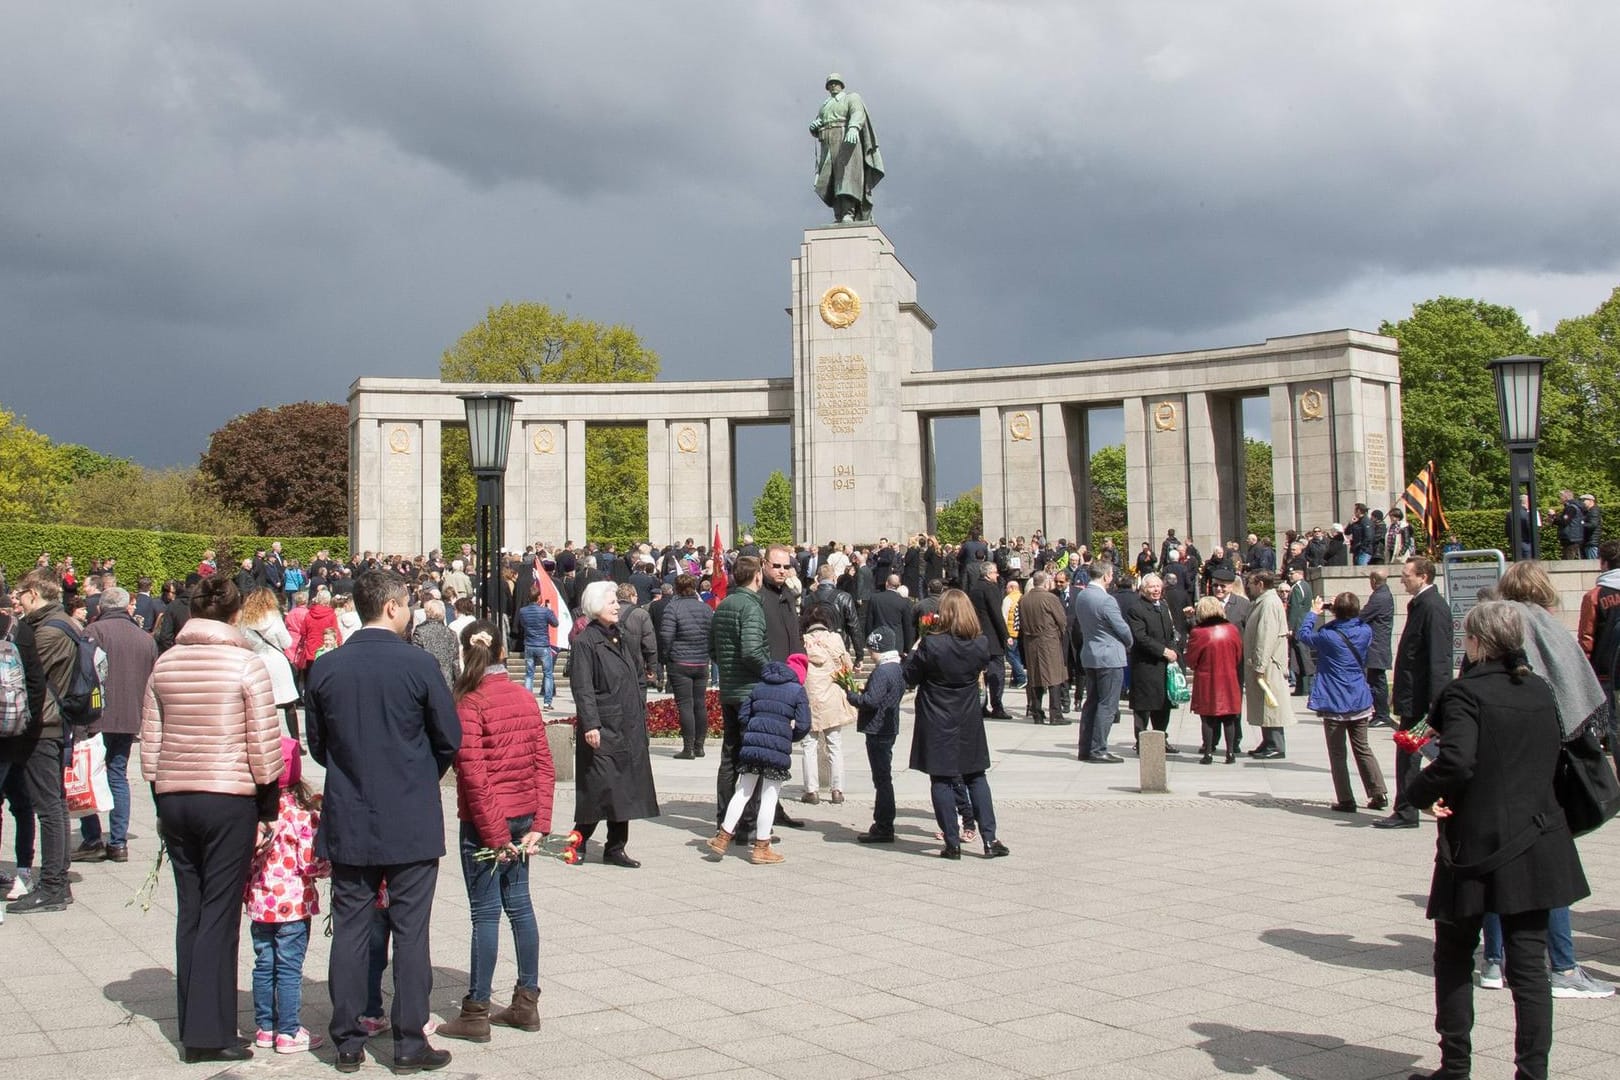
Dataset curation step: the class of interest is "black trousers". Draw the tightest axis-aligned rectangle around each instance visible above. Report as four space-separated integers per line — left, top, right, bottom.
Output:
1199 714 1240 755
1133 708 1171 739
865 733 896 833
668 664 708 754
983 657 1004 713
1392 720 1422 821
157 791 258 1051
1366 667 1390 724
1432 910 1551 1080
716 703 744 826
329 859 439 1059
22 734 69 893
573 820 629 853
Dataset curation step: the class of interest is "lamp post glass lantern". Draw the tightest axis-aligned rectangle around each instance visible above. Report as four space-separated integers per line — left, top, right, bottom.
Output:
1489 355 1547 561
459 393 519 621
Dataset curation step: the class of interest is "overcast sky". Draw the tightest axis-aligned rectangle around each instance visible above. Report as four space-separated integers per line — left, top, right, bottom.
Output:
3 1 1617 507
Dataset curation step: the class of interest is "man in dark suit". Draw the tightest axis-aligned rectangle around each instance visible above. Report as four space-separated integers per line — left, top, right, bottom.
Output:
132 575 163 633
866 573 916 655
971 564 1013 719
1375 555 1453 829
306 571 462 1071
1361 567 1395 728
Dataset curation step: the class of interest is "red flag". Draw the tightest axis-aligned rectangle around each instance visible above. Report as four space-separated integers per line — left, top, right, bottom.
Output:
709 525 728 609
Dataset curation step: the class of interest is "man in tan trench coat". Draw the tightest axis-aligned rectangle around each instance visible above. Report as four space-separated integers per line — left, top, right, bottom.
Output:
1242 571 1292 758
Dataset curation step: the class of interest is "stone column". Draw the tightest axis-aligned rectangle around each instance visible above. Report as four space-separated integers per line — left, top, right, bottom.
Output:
420 419 442 556
1040 402 1077 543
1001 407 1044 539
666 421 712 544
350 417 380 555
1269 384 1298 550
1123 397 1149 553
646 419 670 544
1147 394 1190 550
1332 375 1366 516
708 417 733 545
565 420 587 544
523 422 567 546
979 406 1005 541
1185 392 1220 552
1385 382 1406 501
1290 382 1336 529
378 421 423 556
501 416 523 553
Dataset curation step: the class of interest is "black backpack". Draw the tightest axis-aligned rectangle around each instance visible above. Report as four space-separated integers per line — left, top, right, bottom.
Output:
45 617 107 728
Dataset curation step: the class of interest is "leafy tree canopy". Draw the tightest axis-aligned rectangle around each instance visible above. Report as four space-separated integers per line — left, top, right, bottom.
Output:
198 402 350 535
0 407 71 522
935 486 983 545
63 465 254 536
440 302 661 547
1535 286 1620 504
749 470 794 546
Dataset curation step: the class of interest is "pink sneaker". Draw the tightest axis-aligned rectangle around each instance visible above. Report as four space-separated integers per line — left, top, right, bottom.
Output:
276 1027 323 1054
358 1014 390 1037
254 1029 275 1049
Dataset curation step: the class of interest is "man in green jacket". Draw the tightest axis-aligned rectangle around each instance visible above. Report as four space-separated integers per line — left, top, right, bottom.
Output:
709 556 773 835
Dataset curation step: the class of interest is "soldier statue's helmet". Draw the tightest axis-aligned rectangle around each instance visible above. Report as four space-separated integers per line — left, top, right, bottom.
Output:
825 73 845 90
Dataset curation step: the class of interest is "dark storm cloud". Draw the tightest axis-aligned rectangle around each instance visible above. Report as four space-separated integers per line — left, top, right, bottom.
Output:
1 0 1617 485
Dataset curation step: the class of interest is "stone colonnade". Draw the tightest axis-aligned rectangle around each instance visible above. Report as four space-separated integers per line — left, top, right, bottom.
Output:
350 224 1403 557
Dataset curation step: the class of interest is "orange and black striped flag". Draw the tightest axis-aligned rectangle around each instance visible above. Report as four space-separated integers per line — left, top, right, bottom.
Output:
1400 460 1449 555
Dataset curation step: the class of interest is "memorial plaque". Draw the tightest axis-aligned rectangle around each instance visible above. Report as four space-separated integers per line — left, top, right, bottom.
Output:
814 353 870 434
1365 431 1387 491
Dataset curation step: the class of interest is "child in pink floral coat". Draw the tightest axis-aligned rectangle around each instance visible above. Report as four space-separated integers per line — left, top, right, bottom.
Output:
245 737 330 1054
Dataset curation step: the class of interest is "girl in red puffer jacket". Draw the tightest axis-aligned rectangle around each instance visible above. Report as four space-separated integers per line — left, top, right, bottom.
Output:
436 620 556 1043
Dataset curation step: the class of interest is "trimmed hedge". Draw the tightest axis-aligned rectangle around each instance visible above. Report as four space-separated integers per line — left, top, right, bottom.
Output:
0 522 347 585
1443 507 1603 555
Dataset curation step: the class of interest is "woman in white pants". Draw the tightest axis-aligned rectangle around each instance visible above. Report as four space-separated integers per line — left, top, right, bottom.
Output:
799 604 857 804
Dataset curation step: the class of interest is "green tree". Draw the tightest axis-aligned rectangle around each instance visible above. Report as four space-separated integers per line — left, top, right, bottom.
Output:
56 443 130 480
1244 437 1274 531
1380 297 1536 509
1088 444 1126 533
198 402 350 535
1535 286 1620 504
935 485 982 544
62 465 254 536
0 407 70 522
440 303 660 545
750 470 794 545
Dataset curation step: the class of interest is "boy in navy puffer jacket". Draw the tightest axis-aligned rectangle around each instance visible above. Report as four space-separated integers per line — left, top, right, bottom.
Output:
708 656 810 865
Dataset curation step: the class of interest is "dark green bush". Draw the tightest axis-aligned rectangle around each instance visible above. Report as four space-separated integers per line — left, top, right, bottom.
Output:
0 521 347 585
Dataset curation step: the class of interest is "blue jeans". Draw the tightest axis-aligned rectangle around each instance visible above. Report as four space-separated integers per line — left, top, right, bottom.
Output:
79 733 135 847
1006 643 1027 684
1484 907 1575 971
458 816 539 1002
1355 552 1372 565
523 647 555 703
366 907 391 1017
251 919 312 1036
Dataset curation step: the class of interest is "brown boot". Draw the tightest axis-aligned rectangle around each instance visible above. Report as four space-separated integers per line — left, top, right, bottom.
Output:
705 828 732 856
489 983 541 1032
750 839 784 865
436 997 491 1042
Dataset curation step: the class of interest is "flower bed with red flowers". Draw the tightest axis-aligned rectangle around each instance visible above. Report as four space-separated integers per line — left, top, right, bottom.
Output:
550 689 725 738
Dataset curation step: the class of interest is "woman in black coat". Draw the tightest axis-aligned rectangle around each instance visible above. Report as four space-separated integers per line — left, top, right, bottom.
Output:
569 581 659 868
904 589 1010 860
1125 573 1181 754
1406 601 1589 1080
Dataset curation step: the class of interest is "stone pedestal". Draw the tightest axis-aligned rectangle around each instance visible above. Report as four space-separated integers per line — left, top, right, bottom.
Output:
1138 730 1168 793
547 723 575 782
791 224 934 543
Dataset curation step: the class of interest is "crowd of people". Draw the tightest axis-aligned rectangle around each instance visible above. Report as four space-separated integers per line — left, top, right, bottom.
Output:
1 513 1617 1076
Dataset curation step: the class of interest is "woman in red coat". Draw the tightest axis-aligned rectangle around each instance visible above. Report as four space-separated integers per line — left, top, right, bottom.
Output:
436 619 556 1043
1186 596 1244 764
294 591 339 671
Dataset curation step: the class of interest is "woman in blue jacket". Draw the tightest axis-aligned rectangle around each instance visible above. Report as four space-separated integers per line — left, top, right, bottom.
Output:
1297 591 1387 813
706 657 810 865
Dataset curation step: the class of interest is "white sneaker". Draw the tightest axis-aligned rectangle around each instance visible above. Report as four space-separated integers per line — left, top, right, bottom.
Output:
1477 960 1504 989
7 870 30 901
276 1027 323 1054
1551 966 1616 999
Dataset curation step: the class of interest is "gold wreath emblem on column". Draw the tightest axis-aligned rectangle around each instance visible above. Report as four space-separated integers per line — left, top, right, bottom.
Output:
819 285 861 329
532 428 555 454
1153 402 1179 431
388 427 411 454
1300 388 1326 421
676 426 700 454
1008 412 1033 442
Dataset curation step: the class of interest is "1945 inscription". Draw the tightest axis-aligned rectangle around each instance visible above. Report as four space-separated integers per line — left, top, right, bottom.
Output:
815 353 870 434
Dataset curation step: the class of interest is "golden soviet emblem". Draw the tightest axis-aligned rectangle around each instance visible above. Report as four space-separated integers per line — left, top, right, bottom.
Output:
676 426 700 454
819 285 861 329
1300 388 1326 421
1153 402 1179 431
387 427 411 454
532 428 555 454
1008 412 1034 442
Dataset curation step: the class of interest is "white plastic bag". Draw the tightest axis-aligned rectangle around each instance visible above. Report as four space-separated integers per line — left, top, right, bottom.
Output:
63 733 113 818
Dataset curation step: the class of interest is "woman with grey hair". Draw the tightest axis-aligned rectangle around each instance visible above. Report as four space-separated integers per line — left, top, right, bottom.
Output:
568 580 659 867
411 598 460 686
1125 572 1180 754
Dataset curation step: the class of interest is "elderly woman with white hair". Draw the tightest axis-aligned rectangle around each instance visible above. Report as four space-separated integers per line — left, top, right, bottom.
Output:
1125 572 1182 754
568 580 659 867
411 598 461 686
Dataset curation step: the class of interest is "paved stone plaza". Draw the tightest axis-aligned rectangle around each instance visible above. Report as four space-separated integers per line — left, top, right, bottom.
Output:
5 695 1618 1080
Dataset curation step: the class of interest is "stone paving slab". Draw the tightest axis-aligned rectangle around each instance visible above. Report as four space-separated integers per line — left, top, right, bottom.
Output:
2 694 1618 1079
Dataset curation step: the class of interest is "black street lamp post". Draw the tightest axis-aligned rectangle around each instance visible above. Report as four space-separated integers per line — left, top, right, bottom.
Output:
1489 355 1547 562
459 392 519 623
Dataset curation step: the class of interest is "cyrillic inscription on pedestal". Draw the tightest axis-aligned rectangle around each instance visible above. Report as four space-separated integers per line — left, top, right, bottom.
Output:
815 353 870 433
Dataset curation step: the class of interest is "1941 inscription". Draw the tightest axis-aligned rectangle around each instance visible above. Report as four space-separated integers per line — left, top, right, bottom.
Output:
815 353 870 434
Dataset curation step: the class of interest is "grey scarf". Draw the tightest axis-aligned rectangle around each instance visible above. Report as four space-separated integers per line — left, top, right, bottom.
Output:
1511 601 1609 739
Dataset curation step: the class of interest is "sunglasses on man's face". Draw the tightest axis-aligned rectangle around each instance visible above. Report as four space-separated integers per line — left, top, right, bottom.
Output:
770 563 792 569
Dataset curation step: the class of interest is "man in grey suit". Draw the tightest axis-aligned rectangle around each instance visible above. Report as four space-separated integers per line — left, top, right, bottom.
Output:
1070 562 1133 762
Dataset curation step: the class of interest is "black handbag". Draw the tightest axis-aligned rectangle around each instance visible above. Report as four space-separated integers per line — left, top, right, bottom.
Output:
1554 716 1620 837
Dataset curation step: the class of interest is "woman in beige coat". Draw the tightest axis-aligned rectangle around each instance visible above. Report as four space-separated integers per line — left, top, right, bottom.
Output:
141 574 284 1063
800 604 856 804
1241 571 1292 759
